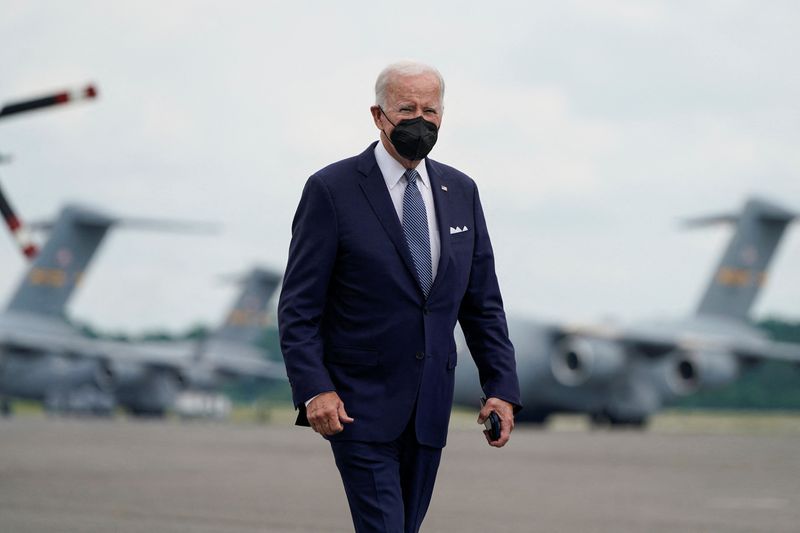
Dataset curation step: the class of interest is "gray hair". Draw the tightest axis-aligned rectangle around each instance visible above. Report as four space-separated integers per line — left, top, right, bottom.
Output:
374 60 445 109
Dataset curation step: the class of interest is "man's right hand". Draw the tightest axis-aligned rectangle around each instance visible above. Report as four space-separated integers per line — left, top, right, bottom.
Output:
306 391 354 436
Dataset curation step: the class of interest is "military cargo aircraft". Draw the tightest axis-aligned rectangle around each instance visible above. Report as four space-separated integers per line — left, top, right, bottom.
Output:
0 204 284 416
454 197 800 426
0 85 285 416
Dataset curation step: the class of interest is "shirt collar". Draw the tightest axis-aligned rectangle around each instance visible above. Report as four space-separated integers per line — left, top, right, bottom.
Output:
374 140 430 191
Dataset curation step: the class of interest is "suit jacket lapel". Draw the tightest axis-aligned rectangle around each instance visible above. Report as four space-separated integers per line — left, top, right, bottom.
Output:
357 147 422 291
427 159 451 298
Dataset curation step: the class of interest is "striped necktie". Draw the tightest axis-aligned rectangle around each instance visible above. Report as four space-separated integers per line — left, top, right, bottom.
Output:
402 168 433 297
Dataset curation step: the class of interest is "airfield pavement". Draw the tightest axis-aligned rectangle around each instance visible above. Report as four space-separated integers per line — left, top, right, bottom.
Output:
1 412 799 533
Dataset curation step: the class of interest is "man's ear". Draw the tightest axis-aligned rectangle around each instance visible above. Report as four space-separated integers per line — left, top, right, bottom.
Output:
370 105 383 129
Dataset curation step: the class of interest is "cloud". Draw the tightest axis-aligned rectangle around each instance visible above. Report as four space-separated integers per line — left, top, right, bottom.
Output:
0 1 798 330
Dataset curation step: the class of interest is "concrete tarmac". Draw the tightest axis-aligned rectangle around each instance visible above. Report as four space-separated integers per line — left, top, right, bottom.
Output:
1 415 799 532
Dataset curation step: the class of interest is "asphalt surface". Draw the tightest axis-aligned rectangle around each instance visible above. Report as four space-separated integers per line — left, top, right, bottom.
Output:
1 416 799 532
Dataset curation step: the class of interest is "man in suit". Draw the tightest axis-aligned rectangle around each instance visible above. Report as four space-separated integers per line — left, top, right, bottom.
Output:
278 60 521 533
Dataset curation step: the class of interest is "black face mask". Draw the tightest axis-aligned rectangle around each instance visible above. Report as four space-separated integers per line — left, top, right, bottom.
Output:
380 108 439 160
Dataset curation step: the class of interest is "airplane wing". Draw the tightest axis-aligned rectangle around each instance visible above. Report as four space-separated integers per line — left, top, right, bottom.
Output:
0 329 194 371
732 340 800 363
1 328 287 383
211 358 286 381
620 332 800 364
558 323 677 355
561 324 800 363
200 342 287 381
93 339 287 381
1 329 109 358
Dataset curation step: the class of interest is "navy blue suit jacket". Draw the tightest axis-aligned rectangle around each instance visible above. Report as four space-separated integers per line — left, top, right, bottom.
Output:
278 142 521 448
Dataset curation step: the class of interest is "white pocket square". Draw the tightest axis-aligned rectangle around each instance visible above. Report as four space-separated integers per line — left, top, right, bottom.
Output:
449 226 469 234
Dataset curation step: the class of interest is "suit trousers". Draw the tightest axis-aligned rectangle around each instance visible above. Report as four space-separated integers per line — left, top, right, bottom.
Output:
330 414 443 533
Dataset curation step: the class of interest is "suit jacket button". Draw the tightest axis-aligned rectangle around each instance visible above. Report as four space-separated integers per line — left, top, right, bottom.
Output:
423 306 429 315
416 351 425 360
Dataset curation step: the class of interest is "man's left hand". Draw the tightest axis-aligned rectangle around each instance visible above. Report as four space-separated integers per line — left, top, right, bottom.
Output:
477 397 515 448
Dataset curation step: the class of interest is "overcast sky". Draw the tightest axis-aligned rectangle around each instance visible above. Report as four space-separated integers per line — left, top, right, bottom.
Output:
1 0 798 332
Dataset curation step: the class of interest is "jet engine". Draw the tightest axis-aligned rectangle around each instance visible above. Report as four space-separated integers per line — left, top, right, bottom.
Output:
108 360 150 387
57 357 113 391
109 361 188 416
655 349 739 397
550 337 626 386
118 370 185 416
648 352 696 398
182 365 218 390
5 354 113 397
692 350 741 387
33 356 115 414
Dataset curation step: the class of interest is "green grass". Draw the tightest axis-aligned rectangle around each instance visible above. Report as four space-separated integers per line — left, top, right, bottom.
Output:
649 409 800 435
8 400 800 435
450 407 800 435
5 400 45 416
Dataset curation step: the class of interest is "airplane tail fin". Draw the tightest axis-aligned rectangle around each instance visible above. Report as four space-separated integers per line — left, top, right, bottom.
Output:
6 205 115 317
211 267 282 346
5 204 217 317
689 197 796 321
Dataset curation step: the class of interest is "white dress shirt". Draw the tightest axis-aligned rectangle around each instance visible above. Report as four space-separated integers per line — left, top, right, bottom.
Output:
373 140 441 280
305 141 442 408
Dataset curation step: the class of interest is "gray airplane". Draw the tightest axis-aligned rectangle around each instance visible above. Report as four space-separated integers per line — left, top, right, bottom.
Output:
0 204 284 416
453 196 800 426
114 266 286 416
